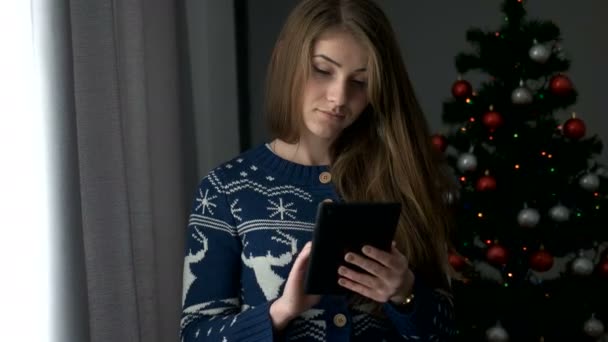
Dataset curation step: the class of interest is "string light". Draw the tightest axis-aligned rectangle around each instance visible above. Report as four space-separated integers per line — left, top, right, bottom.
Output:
513 133 519 138
495 32 500 37
541 151 547 156
507 273 513 278
550 168 555 172
504 283 509 287
594 192 600 197
460 127 467 132
596 205 600 210
477 212 484 218
485 239 492 245
489 136 494 141
538 94 544 99
576 212 582 217
469 117 475 122
522 246 528 251
460 176 466 182
466 98 472 104
548 154 553 159
515 164 520 169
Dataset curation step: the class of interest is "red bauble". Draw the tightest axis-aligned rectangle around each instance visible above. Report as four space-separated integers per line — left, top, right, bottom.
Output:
476 175 497 192
549 74 573 96
529 250 554 272
482 110 504 130
431 134 448 153
487 244 508 265
449 253 467 272
563 117 586 140
451 79 473 99
598 259 608 278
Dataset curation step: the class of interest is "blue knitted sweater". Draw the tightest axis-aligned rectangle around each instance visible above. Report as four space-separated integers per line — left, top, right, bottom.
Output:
180 144 455 341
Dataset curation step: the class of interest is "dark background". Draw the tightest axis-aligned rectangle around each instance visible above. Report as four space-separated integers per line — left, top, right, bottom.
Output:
182 0 607 176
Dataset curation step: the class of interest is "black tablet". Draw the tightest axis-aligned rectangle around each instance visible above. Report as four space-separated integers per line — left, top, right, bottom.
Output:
304 202 401 295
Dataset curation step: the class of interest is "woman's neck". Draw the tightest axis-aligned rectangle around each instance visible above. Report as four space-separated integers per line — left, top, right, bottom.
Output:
271 135 332 166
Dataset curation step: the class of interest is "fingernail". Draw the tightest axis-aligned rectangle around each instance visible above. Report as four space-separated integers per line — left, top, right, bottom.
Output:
345 253 354 261
362 246 371 254
338 267 346 275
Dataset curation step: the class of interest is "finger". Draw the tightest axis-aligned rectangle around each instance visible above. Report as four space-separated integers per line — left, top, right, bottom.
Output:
361 245 394 268
291 242 312 273
286 243 313 294
344 252 388 278
338 266 379 288
337 277 383 302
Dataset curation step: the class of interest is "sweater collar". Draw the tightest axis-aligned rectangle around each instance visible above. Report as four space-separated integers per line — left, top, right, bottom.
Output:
250 143 331 186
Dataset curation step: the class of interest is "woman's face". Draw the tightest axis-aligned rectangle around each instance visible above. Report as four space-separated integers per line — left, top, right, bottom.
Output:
300 28 370 142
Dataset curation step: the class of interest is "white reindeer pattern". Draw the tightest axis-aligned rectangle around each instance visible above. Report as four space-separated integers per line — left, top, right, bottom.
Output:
241 231 298 300
183 226 209 305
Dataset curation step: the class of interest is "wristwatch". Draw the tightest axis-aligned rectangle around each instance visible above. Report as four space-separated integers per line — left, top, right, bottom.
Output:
391 292 415 312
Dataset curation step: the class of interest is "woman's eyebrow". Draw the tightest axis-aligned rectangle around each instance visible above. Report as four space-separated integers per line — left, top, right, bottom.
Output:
313 54 366 72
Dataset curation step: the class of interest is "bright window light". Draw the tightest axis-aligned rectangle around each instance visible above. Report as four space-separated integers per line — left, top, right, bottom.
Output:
0 2 52 341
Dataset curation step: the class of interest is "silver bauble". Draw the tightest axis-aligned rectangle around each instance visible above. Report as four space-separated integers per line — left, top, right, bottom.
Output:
486 323 509 342
457 153 478 172
549 204 570 222
517 208 540 228
443 191 458 205
579 173 600 192
511 86 533 105
572 256 594 276
583 316 605 338
529 44 551 63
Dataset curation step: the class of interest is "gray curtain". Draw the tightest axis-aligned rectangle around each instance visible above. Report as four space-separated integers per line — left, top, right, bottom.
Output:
37 0 192 341
70 0 188 340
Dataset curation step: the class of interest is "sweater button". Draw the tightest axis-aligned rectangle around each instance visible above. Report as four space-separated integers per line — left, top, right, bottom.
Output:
333 313 347 327
319 171 332 184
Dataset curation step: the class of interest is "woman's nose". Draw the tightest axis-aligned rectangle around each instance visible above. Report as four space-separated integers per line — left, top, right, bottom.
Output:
326 80 347 107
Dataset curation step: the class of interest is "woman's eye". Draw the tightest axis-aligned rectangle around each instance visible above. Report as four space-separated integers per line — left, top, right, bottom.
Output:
313 66 331 75
351 80 367 88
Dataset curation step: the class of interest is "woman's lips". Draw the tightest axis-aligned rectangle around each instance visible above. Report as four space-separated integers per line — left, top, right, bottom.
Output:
318 109 345 119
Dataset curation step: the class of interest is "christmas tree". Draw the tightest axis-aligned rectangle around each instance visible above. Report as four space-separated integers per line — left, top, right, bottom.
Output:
436 1 608 341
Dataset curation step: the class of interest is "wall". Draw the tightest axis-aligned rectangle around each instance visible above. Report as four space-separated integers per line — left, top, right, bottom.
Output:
183 0 241 176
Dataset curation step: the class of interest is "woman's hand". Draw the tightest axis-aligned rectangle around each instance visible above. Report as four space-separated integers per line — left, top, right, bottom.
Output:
337 241 415 304
270 242 321 331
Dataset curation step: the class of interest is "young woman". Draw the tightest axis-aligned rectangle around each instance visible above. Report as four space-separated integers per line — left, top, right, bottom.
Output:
180 0 455 341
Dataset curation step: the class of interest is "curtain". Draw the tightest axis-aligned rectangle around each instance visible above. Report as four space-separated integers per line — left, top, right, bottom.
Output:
38 0 193 340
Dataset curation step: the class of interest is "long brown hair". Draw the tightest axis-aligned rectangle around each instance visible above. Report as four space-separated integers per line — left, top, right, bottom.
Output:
266 0 453 292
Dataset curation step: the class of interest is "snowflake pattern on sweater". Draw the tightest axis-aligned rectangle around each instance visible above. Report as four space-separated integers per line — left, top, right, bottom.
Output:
180 144 456 341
